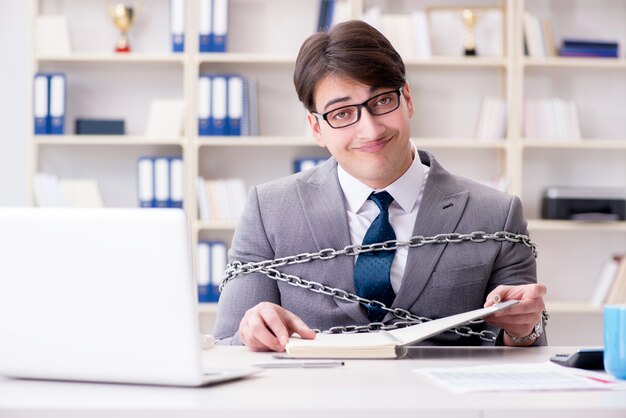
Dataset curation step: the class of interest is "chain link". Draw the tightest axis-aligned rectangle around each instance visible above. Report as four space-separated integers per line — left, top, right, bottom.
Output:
220 231 537 342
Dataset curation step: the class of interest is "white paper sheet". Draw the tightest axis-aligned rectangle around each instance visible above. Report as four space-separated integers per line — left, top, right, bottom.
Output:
414 361 625 393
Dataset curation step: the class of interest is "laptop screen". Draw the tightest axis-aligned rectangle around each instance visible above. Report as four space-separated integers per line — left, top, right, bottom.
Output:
0 208 206 385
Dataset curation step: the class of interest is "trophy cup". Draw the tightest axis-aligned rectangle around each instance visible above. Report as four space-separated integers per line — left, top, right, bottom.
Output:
461 9 478 56
108 3 136 53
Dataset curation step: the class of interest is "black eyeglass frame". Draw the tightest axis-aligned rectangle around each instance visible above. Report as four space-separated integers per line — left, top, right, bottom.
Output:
311 88 403 129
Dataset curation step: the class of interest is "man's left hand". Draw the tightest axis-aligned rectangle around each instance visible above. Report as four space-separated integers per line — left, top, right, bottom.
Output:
483 283 547 346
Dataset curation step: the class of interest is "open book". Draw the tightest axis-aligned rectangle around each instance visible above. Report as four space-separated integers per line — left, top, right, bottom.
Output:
285 300 518 359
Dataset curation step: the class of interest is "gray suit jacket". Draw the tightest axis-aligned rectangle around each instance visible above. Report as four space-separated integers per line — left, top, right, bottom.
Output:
214 150 545 346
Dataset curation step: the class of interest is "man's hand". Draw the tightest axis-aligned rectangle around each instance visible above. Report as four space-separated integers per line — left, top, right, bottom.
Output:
483 284 547 346
238 302 316 352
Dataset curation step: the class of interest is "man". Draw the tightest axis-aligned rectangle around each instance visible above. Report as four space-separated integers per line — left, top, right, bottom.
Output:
214 20 546 351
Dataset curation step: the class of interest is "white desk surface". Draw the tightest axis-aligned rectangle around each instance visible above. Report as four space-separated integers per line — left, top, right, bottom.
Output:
1 346 625 418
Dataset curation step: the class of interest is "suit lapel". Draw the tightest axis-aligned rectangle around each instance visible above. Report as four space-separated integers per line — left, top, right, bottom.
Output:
296 159 368 324
390 151 469 315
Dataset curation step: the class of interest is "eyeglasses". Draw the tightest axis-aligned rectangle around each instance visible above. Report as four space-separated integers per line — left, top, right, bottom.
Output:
312 88 403 129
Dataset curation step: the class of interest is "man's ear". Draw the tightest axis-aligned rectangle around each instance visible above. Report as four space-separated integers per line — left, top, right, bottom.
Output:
307 113 327 148
402 84 414 118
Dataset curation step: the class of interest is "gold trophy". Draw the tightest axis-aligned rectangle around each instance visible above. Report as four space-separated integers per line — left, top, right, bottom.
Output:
461 9 478 56
108 3 136 53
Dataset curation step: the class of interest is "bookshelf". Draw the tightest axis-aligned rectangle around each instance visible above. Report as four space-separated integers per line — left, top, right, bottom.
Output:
29 0 626 344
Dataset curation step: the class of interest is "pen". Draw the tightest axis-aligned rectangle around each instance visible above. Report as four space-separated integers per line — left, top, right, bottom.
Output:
253 361 345 369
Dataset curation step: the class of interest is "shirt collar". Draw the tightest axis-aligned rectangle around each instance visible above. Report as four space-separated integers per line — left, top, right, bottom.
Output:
338 141 425 214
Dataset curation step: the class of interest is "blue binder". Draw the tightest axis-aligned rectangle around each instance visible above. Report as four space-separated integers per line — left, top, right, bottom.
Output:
48 73 66 135
209 241 227 302
33 73 49 135
170 0 185 52
153 157 170 208
211 75 228 136
169 157 184 208
197 241 212 303
212 0 228 52
227 75 244 136
198 75 212 135
198 0 213 52
137 157 155 208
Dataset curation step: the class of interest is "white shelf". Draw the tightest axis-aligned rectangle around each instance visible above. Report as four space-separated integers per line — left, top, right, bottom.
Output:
35 53 186 64
523 57 626 69
528 219 626 232
196 136 317 147
34 135 184 146
522 139 626 150
413 138 508 149
199 53 295 64
196 220 238 231
198 303 218 313
404 56 508 68
546 302 603 314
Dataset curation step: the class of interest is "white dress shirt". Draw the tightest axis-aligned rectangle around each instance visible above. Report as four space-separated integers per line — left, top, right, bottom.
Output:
338 143 429 294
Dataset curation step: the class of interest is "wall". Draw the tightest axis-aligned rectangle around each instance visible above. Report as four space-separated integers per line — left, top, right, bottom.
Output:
0 1 29 206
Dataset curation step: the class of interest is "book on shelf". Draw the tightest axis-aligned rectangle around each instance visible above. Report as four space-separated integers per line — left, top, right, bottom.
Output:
559 39 619 58
606 255 626 305
144 99 185 139
35 15 72 56
523 11 548 58
284 301 518 359
361 8 431 59
34 173 104 208
317 0 351 32
196 176 247 222
523 98 581 141
590 254 623 307
475 97 507 141
478 176 508 192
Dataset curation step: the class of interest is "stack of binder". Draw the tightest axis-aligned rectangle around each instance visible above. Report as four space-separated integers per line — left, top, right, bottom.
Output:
198 74 258 136
33 73 66 135
198 0 229 52
197 240 228 302
136 156 184 208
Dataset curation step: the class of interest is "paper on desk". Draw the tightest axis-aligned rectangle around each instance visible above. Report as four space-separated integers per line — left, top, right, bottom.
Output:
414 361 626 393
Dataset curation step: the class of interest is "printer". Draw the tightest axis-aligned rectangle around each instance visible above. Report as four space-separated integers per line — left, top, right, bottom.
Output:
541 186 626 221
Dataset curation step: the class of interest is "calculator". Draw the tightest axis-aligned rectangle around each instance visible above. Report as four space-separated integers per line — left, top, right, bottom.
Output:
549 348 604 370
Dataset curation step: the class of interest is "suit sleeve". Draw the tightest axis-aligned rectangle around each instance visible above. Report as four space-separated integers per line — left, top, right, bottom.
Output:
487 195 547 346
213 186 281 345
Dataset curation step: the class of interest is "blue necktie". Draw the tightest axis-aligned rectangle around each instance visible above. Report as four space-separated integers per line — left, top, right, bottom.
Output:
353 191 396 322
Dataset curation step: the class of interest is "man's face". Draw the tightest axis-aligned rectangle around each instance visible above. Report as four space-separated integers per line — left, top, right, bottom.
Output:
307 75 414 189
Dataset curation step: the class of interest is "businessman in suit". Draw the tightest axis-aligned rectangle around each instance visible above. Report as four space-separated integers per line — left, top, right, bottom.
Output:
214 20 547 351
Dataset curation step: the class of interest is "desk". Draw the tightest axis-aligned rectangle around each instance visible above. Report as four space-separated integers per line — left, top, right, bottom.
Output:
0 346 624 418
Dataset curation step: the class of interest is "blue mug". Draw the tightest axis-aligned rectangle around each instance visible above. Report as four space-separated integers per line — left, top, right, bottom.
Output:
604 305 626 379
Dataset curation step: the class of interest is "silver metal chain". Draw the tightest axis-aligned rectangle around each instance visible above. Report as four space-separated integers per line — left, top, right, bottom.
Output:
220 231 537 342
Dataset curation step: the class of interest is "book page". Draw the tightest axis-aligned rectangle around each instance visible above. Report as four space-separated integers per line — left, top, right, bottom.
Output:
285 301 518 358
388 301 518 345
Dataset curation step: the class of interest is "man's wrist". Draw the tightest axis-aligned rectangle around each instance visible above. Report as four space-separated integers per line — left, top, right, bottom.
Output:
504 310 548 346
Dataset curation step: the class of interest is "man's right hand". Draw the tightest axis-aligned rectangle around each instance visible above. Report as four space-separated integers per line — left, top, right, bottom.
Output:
238 302 316 352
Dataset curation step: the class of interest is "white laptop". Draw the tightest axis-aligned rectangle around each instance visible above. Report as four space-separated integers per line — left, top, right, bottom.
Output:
0 208 258 387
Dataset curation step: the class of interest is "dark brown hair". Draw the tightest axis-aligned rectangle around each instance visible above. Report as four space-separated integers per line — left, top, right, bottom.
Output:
293 20 406 113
